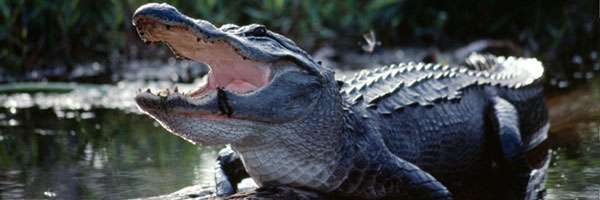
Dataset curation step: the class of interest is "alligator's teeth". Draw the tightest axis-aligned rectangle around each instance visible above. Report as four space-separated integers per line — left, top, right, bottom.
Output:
157 88 170 97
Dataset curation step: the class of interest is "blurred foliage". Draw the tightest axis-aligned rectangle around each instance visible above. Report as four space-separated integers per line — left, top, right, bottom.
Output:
0 0 597 81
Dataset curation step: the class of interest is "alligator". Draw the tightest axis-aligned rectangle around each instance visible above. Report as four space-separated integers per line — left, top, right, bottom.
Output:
132 3 549 199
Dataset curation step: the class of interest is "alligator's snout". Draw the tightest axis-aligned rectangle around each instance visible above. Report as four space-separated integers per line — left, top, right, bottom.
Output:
132 3 277 118
132 3 222 41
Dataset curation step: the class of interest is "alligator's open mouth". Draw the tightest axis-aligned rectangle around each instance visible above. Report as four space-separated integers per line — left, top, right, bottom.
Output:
134 18 273 100
132 3 322 124
180 39 273 98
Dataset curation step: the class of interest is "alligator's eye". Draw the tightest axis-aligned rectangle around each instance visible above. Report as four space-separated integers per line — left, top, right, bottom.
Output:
249 27 267 37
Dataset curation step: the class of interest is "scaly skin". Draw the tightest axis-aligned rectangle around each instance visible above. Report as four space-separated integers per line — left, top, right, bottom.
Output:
132 3 548 199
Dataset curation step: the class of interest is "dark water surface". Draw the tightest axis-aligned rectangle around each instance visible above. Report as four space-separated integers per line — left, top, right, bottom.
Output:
544 81 600 199
0 107 221 199
0 80 598 199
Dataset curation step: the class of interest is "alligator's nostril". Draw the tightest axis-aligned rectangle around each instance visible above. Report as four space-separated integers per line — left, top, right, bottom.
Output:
166 25 171 30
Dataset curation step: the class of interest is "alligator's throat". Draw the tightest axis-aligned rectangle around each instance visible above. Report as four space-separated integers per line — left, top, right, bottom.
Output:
193 56 272 97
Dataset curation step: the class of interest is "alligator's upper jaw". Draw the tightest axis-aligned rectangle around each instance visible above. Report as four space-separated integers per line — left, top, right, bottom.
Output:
132 5 272 116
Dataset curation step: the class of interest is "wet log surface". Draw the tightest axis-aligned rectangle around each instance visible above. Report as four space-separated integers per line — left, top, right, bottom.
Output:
138 185 333 200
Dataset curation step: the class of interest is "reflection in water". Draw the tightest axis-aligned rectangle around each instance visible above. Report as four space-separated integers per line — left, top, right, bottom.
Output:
0 80 598 199
544 80 600 199
0 107 220 199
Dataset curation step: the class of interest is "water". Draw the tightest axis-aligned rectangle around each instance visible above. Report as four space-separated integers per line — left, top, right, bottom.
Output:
0 107 222 199
0 80 598 199
544 81 600 199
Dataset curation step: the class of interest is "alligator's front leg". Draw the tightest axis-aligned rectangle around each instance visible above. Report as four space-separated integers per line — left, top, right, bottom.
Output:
488 97 531 199
333 145 452 199
214 147 249 196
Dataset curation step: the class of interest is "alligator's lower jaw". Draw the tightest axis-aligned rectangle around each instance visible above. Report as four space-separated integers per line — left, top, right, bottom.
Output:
142 110 257 145
133 58 271 116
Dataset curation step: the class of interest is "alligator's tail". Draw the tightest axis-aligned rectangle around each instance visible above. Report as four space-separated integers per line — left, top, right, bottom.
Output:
463 53 548 151
462 53 498 71
461 52 544 87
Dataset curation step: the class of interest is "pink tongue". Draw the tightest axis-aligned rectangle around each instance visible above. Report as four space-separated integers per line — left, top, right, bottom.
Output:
226 79 258 93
